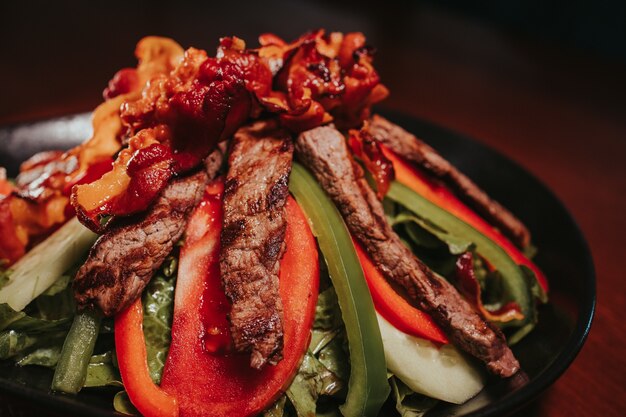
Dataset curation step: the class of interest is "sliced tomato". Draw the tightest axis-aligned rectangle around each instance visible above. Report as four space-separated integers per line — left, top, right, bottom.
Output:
160 181 319 417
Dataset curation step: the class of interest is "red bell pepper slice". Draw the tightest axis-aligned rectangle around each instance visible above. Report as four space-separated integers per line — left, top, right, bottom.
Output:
115 298 179 417
160 181 319 417
353 240 449 345
382 146 548 292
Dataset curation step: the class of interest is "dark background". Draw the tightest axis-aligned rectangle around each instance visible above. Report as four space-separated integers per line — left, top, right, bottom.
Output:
0 0 624 122
1 1 625 416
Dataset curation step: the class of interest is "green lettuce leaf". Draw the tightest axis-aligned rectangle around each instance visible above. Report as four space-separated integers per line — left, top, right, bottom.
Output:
310 329 339 355
505 266 547 345
142 256 177 384
0 303 70 333
0 329 67 360
84 351 122 388
276 279 351 417
389 376 438 417
114 391 139 416
16 345 62 367
390 211 474 255
522 265 548 304
0 303 25 331
386 209 469 278
286 351 344 417
0 258 79 331
313 287 343 331
268 280 351 416
41 274 71 297
263 395 288 417
317 336 349 385
35 275 75 321
0 330 43 359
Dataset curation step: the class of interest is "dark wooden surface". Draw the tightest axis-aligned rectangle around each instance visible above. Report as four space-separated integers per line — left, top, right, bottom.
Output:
1 2 625 416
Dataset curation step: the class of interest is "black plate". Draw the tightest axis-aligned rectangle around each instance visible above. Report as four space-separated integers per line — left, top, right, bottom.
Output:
0 112 595 417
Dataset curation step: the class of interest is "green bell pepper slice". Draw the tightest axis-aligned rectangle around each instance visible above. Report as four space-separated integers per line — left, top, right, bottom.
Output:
290 163 389 417
386 181 534 328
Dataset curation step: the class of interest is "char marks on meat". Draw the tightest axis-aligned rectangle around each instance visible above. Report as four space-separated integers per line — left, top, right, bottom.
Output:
73 148 224 317
296 125 520 377
368 115 531 249
220 120 294 369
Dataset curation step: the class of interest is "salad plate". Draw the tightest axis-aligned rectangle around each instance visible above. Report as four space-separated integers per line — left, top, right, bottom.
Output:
0 110 595 417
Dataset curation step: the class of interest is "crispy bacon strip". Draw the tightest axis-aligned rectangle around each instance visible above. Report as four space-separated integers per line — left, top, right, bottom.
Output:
0 38 184 260
71 31 387 233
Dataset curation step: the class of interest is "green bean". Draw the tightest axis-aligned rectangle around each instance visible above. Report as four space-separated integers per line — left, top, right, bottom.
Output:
51 310 101 394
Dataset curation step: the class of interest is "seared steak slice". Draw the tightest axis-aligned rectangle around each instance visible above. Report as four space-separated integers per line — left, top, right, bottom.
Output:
296 125 519 377
220 120 293 369
74 149 224 316
369 115 530 249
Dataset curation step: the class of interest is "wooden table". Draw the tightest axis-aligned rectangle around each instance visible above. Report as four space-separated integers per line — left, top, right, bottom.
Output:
1 2 624 416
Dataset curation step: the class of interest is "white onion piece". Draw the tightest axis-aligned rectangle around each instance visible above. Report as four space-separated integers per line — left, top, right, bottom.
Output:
0 217 97 311
377 313 485 404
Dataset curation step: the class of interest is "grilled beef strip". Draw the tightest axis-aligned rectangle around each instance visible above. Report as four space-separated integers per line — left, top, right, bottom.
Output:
73 148 224 317
296 125 520 377
220 120 294 369
368 115 531 249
